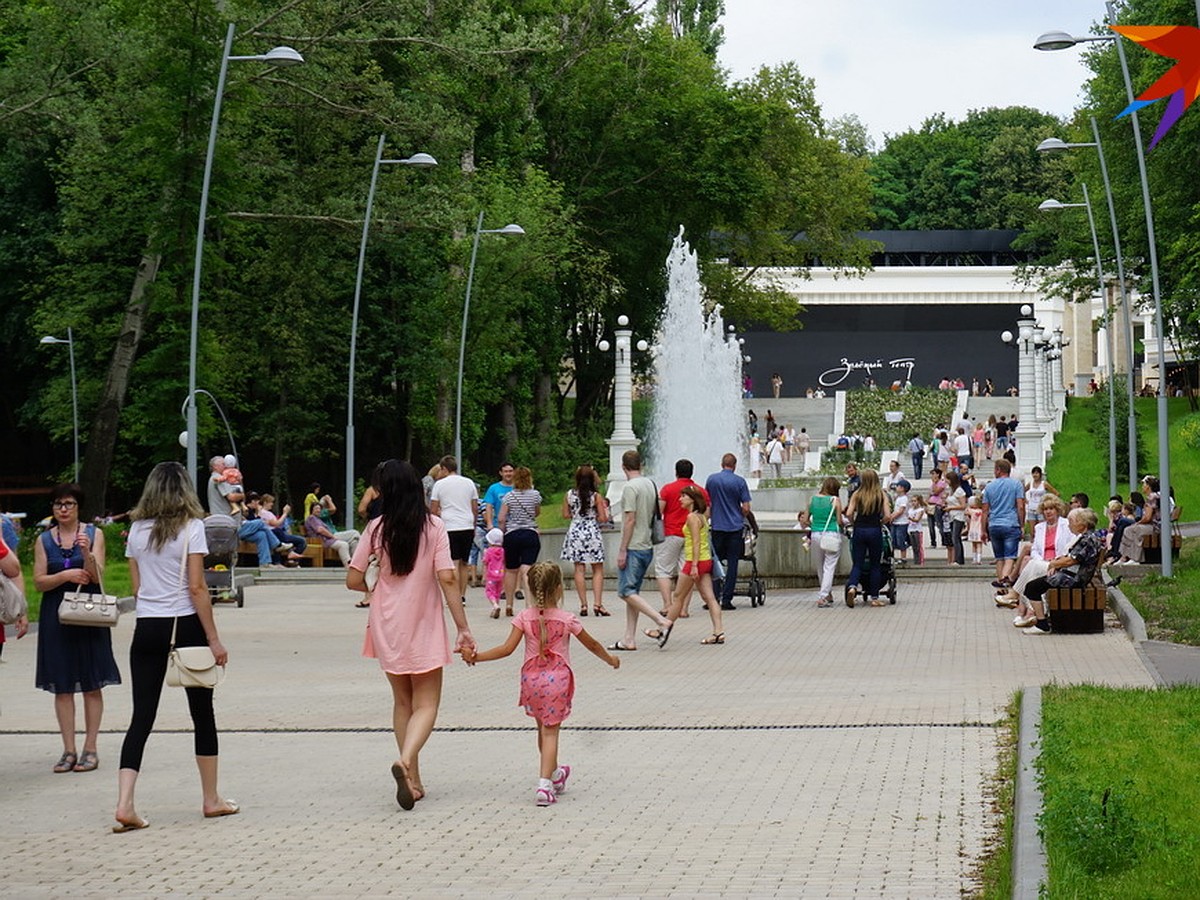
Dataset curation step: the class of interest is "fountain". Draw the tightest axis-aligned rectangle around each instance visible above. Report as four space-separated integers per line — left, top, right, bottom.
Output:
645 227 746 485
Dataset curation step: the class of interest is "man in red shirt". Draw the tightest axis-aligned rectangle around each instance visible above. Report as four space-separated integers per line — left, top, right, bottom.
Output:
654 459 709 614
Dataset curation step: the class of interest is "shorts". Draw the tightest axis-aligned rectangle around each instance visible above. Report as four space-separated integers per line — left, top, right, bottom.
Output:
890 524 910 551
448 529 474 562
681 559 712 577
618 548 653 598
989 524 1022 560
503 528 541 568
653 535 685 578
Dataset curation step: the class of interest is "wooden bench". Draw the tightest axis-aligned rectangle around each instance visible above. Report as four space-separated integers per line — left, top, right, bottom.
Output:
1141 531 1182 564
1046 576 1107 634
237 541 341 567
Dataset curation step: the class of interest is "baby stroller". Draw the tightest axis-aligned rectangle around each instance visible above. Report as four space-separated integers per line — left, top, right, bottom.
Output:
843 525 898 605
731 520 767 608
203 515 252 608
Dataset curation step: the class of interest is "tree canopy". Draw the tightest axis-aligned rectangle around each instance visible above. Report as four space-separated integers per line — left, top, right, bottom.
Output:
0 0 875 513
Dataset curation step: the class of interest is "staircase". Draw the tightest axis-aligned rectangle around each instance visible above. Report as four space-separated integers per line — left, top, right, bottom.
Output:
965 396 1021 424
745 397 836 475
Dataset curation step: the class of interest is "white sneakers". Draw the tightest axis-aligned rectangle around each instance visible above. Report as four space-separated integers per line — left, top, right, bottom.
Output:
552 765 570 795
1013 614 1038 628
536 765 571 806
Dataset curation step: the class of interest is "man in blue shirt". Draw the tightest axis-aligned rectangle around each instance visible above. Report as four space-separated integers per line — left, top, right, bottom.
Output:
480 462 515 530
705 453 752 610
981 458 1026 589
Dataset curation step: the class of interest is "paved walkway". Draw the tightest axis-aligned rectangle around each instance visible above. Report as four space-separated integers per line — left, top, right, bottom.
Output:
0 578 1154 897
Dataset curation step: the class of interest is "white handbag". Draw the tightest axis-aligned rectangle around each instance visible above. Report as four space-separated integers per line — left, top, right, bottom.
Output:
58 570 121 628
817 504 841 553
163 527 223 689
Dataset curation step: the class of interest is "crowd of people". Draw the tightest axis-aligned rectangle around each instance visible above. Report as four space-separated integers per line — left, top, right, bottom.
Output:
0 426 1180 820
798 441 1174 638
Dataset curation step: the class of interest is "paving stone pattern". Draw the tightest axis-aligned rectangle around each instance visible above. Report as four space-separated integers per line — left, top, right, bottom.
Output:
0 578 1153 898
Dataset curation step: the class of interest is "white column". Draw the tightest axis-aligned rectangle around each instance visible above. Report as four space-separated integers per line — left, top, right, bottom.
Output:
605 327 640 514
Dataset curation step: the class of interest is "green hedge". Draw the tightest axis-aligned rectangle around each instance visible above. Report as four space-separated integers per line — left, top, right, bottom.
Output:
843 387 956 450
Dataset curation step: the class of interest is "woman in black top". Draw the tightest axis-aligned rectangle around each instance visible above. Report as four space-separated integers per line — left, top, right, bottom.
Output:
844 469 892 608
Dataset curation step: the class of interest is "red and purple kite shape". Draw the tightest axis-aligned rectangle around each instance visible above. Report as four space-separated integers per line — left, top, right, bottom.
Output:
1112 25 1200 149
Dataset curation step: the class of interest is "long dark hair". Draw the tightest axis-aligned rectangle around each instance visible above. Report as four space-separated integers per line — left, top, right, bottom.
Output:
574 465 596 516
375 459 429 576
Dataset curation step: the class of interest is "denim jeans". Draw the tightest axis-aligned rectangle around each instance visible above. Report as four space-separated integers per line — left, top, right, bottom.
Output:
271 527 305 554
848 526 884 598
911 452 924 480
710 529 743 605
238 518 280 566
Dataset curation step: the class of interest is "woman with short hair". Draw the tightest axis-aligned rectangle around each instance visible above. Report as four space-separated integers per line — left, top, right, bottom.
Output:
34 483 120 774
1018 507 1104 635
114 461 235 832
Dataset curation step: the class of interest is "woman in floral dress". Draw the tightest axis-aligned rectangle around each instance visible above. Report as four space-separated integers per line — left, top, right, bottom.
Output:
560 465 610 617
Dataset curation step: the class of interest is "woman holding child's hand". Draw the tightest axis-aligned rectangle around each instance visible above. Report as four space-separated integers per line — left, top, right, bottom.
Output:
346 459 475 812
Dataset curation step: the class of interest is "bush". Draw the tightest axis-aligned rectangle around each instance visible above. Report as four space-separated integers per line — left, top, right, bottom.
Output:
1178 411 1200 452
843 387 956 450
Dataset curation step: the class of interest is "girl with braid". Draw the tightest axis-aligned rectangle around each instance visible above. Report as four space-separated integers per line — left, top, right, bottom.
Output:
463 562 619 806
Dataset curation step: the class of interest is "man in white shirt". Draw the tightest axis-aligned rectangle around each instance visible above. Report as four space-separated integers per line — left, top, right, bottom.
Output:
953 427 973 470
430 455 479 600
764 433 784 478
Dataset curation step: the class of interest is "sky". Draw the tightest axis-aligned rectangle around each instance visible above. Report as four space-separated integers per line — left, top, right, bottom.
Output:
717 0 1105 145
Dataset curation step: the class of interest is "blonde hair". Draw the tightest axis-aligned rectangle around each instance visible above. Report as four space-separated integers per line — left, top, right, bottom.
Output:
854 469 884 517
527 561 563 657
131 462 205 551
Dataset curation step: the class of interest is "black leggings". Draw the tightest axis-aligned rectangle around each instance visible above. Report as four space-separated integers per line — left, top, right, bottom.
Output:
119 614 218 771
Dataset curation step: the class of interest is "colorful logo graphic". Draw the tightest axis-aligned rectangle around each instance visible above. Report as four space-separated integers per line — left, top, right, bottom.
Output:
1112 25 1200 149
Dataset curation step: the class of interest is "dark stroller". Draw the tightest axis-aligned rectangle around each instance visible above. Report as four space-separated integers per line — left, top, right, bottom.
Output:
203 515 252 608
730 519 767 608
843 524 898 605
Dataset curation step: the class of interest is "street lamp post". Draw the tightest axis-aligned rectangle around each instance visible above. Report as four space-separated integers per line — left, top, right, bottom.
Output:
454 213 524 464
186 24 304 489
1035 1 1173 574
40 329 79 482
178 389 239 468
345 135 436 529
1039 185 1117 495
1037 115 1137 492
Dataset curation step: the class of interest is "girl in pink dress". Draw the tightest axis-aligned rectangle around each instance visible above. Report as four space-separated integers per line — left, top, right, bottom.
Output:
483 528 505 618
464 562 619 806
347 460 475 811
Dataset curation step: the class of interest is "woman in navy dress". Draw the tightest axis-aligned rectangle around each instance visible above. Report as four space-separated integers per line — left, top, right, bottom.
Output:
34 483 120 773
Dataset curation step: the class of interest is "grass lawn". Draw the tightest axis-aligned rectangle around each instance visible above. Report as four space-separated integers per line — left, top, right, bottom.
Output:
971 694 1019 900
1038 684 1200 898
1046 397 1200 516
1121 537 1200 645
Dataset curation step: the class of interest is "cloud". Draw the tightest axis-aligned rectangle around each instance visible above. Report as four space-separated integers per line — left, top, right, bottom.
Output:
718 0 1095 140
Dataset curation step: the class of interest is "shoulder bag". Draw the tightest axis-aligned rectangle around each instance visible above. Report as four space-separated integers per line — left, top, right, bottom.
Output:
649 481 665 544
818 502 842 553
166 528 223 688
1 575 27 625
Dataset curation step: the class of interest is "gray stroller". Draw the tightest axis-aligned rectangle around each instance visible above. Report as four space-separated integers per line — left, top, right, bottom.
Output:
203 515 252 608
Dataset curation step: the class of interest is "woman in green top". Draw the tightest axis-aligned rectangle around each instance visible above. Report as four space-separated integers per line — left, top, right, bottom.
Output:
799 477 844 608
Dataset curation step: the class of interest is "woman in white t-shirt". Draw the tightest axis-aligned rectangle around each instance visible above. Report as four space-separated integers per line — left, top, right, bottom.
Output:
113 461 235 833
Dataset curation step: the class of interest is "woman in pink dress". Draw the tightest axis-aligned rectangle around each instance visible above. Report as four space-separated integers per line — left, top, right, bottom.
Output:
347 459 475 811
464 562 619 806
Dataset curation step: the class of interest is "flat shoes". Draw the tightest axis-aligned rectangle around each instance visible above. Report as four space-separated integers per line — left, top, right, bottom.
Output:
203 801 240 819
